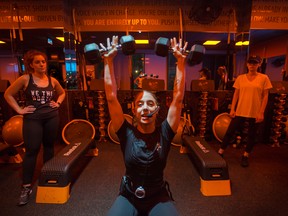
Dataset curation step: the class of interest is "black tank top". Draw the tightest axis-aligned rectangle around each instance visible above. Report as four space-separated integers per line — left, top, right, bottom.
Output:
117 119 175 188
24 74 58 119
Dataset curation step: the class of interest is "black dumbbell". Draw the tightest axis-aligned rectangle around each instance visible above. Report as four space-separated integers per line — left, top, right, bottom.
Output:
187 44 206 66
154 37 206 66
84 35 136 64
154 37 171 57
150 74 159 78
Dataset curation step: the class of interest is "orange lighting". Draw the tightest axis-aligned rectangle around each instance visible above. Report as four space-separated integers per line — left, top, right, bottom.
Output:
0 40 6 44
203 40 221 45
135 39 149 44
56 37 65 42
235 41 249 46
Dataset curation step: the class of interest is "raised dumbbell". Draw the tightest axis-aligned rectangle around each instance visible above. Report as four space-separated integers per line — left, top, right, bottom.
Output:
84 35 136 64
154 37 206 66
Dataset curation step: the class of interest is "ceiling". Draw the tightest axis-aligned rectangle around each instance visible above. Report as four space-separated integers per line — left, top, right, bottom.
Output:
0 28 288 56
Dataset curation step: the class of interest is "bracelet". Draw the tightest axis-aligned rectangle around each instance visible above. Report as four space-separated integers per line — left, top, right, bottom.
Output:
57 102 61 106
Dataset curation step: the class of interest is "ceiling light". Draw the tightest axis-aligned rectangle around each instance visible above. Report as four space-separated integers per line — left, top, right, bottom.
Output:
56 37 65 42
235 41 249 46
0 40 6 44
135 39 149 44
242 41 249 45
203 40 221 45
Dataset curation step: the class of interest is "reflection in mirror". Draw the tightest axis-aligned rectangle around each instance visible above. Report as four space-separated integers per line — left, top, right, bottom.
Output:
63 31 78 90
250 29 288 81
266 55 286 81
0 28 66 86
167 52 177 90
132 54 145 89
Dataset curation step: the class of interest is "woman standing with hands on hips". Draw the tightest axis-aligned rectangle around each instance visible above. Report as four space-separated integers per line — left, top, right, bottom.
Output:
103 36 187 216
4 50 66 206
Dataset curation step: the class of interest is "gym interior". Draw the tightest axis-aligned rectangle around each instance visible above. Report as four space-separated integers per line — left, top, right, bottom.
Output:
1 0 288 216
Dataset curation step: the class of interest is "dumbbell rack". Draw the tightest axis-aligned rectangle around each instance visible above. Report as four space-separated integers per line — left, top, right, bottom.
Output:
198 91 209 138
0 105 4 143
271 93 287 147
97 91 107 142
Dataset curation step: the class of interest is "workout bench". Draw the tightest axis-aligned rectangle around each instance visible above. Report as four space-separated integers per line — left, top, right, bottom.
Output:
182 135 231 196
36 138 94 204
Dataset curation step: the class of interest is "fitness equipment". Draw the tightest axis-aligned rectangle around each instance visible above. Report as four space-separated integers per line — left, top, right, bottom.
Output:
62 119 96 145
84 35 136 64
182 135 231 196
187 44 206 66
197 92 209 138
2 115 23 146
284 115 288 143
107 114 133 144
154 37 205 66
172 116 195 147
36 137 94 204
142 79 165 91
37 118 96 204
212 112 232 142
96 91 108 142
270 93 287 147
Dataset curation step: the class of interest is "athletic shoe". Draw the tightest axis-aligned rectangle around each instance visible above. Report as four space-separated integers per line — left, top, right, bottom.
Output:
17 186 32 206
241 156 249 167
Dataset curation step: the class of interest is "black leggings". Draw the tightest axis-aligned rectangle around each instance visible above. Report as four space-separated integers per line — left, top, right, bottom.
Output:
220 116 258 153
22 115 59 184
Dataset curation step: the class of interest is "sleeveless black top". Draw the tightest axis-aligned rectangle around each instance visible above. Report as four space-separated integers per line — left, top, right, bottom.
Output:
117 119 175 188
24 74 58 119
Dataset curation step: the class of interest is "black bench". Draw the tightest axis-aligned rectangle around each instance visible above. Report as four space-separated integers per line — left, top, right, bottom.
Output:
182 135 231 196
36 138 94 203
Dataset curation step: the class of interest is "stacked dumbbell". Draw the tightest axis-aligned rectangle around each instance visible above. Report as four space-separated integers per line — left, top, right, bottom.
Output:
271 93 287 147
97 91 107 142
277 94 288 145
0 105 4 142
198 92 209 138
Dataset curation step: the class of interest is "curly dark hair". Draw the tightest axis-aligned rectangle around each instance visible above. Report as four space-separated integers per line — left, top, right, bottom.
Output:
23 50 47 74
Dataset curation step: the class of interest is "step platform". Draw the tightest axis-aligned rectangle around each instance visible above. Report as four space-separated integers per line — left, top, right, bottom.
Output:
182 135 231 196
36 138 93 204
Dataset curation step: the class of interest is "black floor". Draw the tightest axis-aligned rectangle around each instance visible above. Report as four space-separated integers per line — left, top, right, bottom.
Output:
1 139 288 216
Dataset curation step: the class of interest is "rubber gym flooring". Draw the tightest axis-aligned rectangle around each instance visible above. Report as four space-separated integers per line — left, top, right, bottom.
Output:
0 139 288 216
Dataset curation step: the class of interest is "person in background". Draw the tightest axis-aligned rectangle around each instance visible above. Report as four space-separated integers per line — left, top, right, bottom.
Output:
198 67 211 80
134 71 147 89
216 66 228 90
281 68 288 81
103 35 187 216
4 50 66 206
217 55 272 167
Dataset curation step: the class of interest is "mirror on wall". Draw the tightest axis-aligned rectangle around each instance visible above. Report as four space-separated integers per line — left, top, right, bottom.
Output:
0 28 65 86
1 29 288 89
249 29 288 81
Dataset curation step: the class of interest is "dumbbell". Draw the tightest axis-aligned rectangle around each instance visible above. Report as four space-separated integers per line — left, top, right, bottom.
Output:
84 35 136 64
150 74 159 78
154 37 206 66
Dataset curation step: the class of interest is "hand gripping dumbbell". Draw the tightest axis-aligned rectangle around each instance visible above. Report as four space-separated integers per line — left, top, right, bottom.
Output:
154 37 206 66
84 35 136 64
